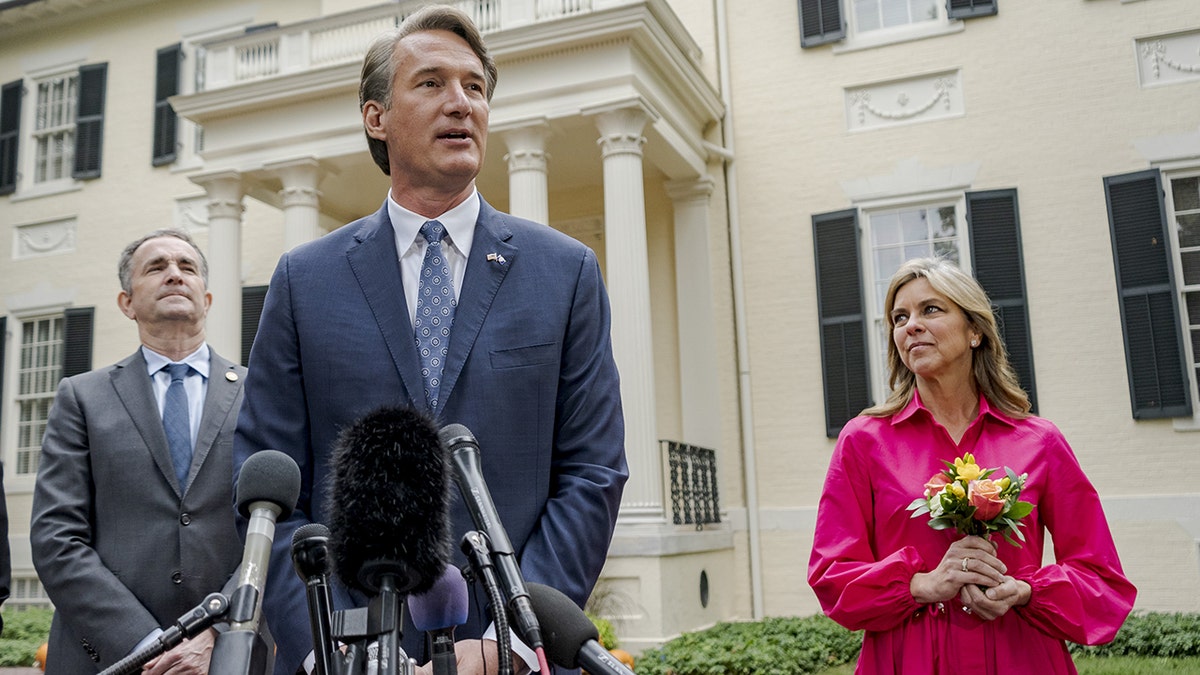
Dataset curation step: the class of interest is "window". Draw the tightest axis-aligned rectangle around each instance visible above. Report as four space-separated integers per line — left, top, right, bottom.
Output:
9 577 51 610
813 188 1034 436
153 44 182 166
32 73 77 183
1104 170 1194 419
6 308 92 476
0 63 106 196
16 316 62 477
864 201 964 402
799 0 996 48
1166 174 1200 417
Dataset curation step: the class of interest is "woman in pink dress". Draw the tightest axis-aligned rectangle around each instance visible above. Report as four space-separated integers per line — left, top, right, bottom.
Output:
808 257 1136 674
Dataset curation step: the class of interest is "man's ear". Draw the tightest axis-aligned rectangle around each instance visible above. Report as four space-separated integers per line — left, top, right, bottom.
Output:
363 101 388 141
117 291 136 320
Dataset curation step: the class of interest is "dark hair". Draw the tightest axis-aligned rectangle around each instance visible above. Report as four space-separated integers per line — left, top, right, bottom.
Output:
117 228 209 293
359 4 498 175
863 257 1031 419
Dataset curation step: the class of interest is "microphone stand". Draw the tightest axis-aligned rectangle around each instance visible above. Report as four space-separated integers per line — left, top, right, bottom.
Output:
98 593 228 675
330 563 414 675
460 531 512 675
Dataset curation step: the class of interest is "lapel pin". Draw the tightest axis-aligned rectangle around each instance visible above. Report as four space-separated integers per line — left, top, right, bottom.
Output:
486 252 507 265
226 371 239 382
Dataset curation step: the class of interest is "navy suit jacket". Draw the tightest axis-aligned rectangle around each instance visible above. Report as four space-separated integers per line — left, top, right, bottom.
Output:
234 196 627 674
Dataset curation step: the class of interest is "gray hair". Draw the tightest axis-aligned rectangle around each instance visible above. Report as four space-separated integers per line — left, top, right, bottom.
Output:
359 4 498 175
117 229 209 293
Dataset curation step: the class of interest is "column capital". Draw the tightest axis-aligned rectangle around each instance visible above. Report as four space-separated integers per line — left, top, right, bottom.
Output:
664 177 716 203
592 104 657 160
191 170 244 220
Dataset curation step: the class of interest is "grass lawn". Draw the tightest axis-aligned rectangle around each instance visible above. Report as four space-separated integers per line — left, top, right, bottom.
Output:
815 656 1200 674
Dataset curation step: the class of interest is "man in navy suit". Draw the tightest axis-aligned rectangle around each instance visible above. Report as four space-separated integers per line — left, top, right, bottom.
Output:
233 5 628 674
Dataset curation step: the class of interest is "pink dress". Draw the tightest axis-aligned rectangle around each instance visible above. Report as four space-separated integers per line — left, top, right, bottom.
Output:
808 393 1136 675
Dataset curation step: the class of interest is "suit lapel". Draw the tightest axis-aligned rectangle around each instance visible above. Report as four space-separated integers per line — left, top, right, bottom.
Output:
110 350 182 494
346 205 424 405
192 349 241 482
439 200 517 409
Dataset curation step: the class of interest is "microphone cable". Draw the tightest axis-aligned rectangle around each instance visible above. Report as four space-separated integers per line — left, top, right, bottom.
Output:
461 531 512 675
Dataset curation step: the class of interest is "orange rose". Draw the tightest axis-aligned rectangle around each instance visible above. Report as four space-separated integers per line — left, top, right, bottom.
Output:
923 472 951 499
968 479 1005 520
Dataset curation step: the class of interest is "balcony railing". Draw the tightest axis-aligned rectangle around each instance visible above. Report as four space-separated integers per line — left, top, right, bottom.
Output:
661 440 720 530
194 0 601 92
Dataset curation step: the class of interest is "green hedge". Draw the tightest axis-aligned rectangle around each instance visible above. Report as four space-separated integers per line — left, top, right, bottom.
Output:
635 615 862 675
632 612 1200 675
1069 612 1200 658
0 607 53 667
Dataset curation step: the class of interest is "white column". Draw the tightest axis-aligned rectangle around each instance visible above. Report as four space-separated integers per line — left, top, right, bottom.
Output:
595 106 662 522
270 158 323 250
193 171 244 360
665 177 723 450
502 125 550 225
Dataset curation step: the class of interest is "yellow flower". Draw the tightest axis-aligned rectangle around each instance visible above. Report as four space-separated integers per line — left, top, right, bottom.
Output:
998 476 1011 491
954 455 983 482
949 482 966 499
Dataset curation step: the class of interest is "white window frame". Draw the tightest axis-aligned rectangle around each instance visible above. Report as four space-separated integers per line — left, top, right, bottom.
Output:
859 193 971 403
10 60 87 202
10 313 63 479
835 0 964 53
1163 170 1200 430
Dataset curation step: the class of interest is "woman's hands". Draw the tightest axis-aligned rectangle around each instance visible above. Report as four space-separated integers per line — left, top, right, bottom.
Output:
909 536 1015 612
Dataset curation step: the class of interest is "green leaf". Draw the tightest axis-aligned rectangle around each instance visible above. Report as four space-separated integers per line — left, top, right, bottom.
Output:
928 518 956 531
1006 500 1034 520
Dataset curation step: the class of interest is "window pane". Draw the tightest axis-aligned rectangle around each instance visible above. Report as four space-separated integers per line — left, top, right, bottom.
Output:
872 211 901 246
1182 250 1200 286
936 206 957 238
17 315 64 476
1178 213 1200 249
900 208 928 243
1172 177 1199 212
855 0 881 31
912 0 937 22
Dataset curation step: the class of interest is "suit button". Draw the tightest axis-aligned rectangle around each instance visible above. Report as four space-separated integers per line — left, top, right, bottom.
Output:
180 513 192 525
172 571 183 584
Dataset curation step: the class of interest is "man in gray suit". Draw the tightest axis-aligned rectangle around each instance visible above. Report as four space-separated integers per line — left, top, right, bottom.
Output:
31 229 246 674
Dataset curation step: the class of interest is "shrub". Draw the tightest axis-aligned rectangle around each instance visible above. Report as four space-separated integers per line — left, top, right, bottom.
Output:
588 611 619 650
634 615 862 675
0 607 54 667
1069 612 1200 658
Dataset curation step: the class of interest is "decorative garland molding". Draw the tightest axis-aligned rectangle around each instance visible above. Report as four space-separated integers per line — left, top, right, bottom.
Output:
1136 29 1200 88
845 69 963 132
14 218 77 259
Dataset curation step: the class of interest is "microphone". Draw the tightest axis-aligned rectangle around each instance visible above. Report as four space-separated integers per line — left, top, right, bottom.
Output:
439 424 543 652
292 522 336 675
526 583 635 675
408 565 469 675
328 406 452 675
211 449 302 675
98 593 228 675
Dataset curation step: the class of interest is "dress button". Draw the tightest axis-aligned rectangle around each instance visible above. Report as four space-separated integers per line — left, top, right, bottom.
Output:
172 571 183 584
180 513 192 525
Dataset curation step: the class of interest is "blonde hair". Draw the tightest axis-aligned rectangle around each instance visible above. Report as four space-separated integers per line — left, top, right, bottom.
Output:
863 257 1031 419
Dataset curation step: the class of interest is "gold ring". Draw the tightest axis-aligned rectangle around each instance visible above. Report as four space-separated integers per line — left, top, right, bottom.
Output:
961 557 970 573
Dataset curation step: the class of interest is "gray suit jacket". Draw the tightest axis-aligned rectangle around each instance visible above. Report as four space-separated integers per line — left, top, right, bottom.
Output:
31 347 246 673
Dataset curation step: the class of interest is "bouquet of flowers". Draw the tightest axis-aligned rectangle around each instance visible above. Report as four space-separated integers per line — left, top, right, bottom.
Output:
906 452 1033 547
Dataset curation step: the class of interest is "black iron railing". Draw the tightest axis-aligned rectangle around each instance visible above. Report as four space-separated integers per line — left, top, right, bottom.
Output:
661 440 720 530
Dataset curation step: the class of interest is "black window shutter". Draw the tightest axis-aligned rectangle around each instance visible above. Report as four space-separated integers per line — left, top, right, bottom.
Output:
798 0 845 48
62 306 95 379
241 285 269 366
814 209 872 437
72 63 107 180
153 44 182 166
948 0 997 20
1104 170 1193 419
966 189 1037 413
0 79 21 196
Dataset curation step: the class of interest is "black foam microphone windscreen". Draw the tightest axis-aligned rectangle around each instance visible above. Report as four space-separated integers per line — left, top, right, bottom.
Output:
526 582 635 675
328 406 451 596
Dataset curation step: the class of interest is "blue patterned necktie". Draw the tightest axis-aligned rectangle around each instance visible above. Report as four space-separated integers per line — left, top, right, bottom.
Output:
414 220 457 410
162 362 193 488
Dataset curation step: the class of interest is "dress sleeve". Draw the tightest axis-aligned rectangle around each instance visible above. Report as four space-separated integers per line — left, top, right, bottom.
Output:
1014 429 1136 645
808 426 926 632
